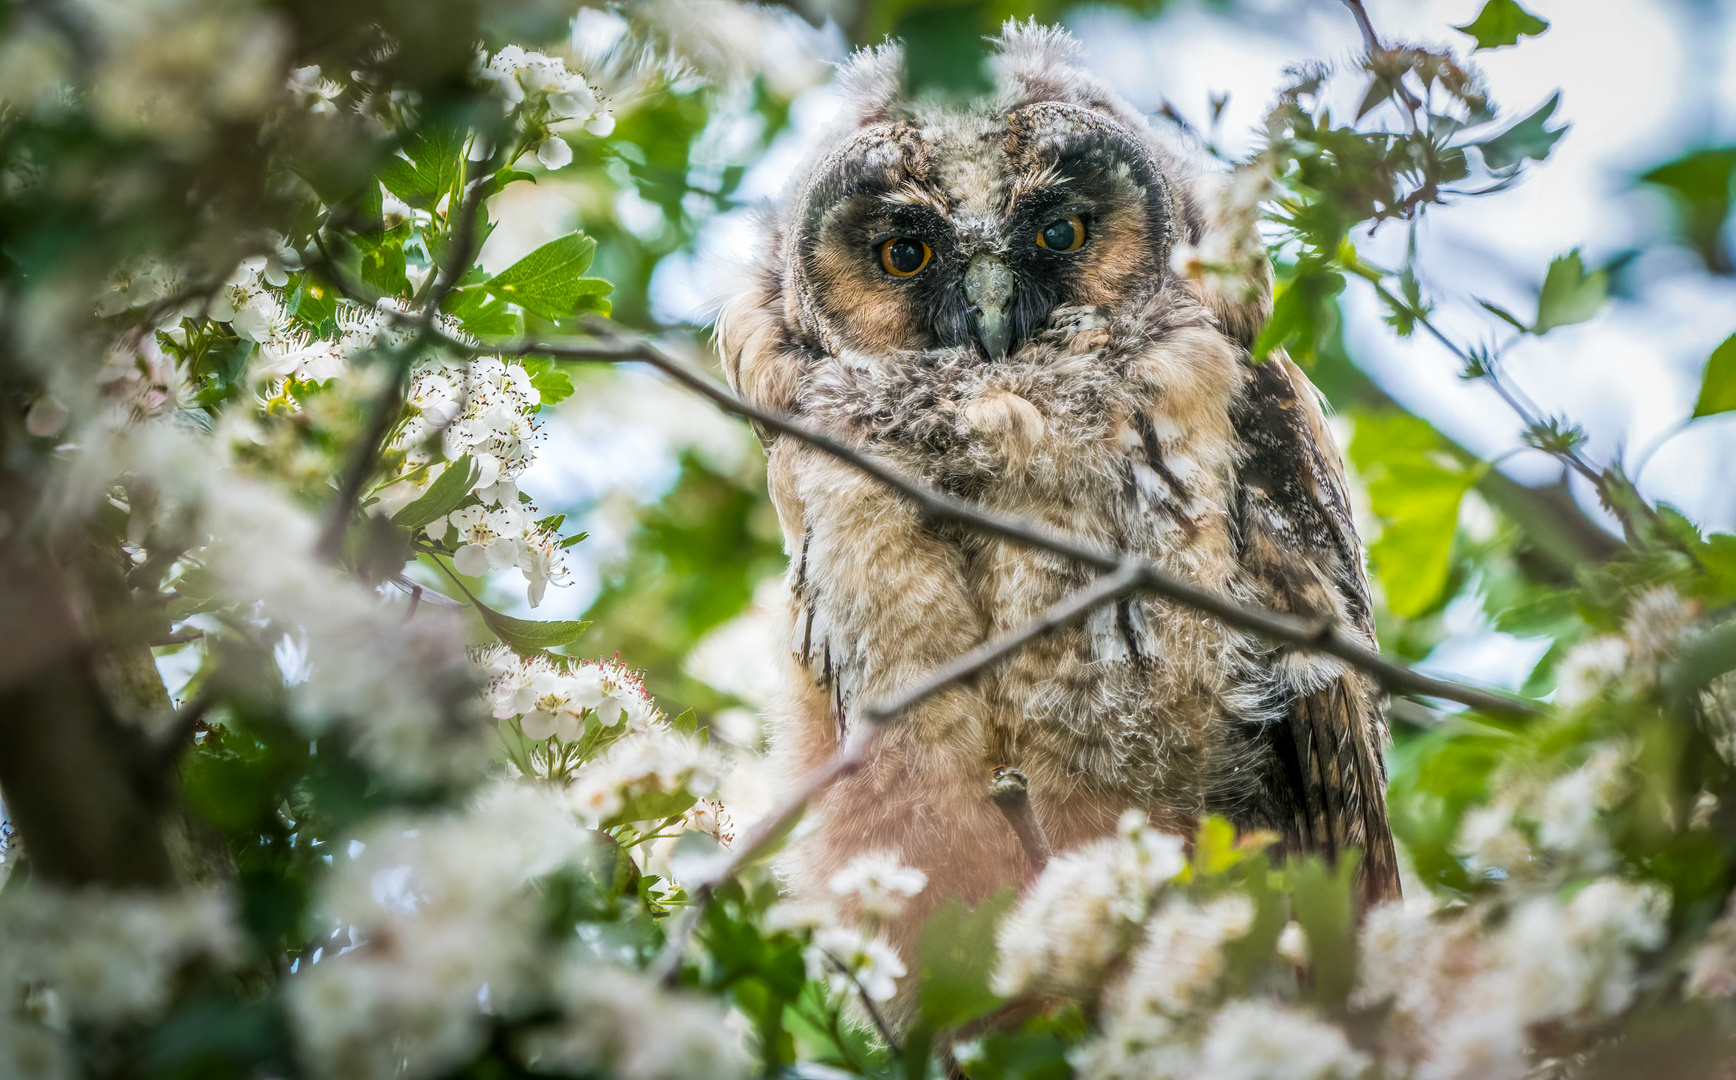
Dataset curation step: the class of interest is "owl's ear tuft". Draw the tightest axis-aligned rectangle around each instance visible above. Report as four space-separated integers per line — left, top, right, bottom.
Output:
990 20 1126 120
836 41 909 128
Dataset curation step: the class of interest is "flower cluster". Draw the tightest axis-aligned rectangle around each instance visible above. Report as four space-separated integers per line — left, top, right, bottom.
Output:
289 783 590 1078
569 727 722 826
0 883 238 1045
478 45 615 170
806 926 909 1005
1169 162 1277 304
994 811 1188 997
828 849 929 922
482 649 660 740
1352 881 1668 1079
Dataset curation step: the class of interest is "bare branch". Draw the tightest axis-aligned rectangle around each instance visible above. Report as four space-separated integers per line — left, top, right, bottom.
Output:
860 560 1147 725
823 951 903 1055
651 738 874 985
516 334 1539 719
314 171 493 562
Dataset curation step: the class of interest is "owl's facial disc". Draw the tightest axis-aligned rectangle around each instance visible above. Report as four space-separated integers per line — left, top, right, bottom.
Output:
786 105 1172 360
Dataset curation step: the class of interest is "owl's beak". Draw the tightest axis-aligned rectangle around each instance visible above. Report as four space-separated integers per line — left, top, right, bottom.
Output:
964 254 1014 360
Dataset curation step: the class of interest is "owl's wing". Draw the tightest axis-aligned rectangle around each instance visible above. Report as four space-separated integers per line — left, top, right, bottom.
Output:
1229 352 1402 907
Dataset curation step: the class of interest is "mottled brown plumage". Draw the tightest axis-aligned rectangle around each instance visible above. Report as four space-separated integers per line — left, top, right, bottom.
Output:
716 23 1400 1014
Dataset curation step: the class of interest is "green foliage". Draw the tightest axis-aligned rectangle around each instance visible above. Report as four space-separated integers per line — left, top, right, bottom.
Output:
1533 248 1610 333
1641 146 1736 275
1476 92 1568 172
1454 0 1550 50
1692 332 1736 419
483 232 614 321
918 890 1015 1028
391 455 483 529
1351 411 1480 617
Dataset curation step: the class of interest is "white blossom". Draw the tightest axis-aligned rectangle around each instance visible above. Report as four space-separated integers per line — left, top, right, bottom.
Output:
1196 1000 1370 1080
517 960 749 1079
1555 636 1630 708
806 926 907 1003
994 813 1187 996
0 884 239 1025
537 135 573 169
828 850 928 920
289 783 594 1079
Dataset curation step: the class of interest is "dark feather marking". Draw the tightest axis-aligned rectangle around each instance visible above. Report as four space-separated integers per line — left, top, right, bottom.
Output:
1132 411 1188 504
802 599 816 665
1114 597 1144 664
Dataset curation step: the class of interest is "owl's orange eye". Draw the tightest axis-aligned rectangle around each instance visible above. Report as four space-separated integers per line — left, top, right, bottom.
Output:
1036 215 1086 252
879 237 932 277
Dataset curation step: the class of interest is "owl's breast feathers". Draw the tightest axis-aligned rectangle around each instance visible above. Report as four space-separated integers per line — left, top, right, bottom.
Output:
760 296 1400 907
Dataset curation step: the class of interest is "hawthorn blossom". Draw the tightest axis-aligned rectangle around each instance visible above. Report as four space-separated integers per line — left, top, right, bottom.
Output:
807 926 907 1003
828 850 928 921
994 811 1187 996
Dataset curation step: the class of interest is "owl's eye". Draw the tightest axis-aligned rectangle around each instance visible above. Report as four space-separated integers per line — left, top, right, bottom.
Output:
879 237 932 277
1036 215 1086 252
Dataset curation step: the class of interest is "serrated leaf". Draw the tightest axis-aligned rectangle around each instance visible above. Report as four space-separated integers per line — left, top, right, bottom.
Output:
1476 93 1567 171
378 126 465 211
521 357 575 404
441 287 522 339
919 889 1015 1029
1454 0 1549 50
352 224 412 298
1692 332 1736 418
1253 266 1345 362
1533 249 1608 334
1641 147 1736 274
390 455 481 531
483 233 614 320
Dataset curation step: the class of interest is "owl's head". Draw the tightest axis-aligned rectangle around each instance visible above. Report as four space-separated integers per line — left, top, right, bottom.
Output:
718 23 1256 422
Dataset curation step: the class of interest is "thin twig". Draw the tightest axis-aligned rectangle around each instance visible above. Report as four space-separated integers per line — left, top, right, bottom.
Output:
651 738 874 986
515 334 1538 719
1340 0 1422 123
823 951 903 1055
860 560 1147 724
314 171 493 562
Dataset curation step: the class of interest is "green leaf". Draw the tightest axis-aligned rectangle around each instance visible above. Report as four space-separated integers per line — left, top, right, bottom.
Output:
483 233 614 320
377 126 465 211
351 224 412 298
476 607 591 651
918 889 1015 1029
1454 0 1550 50
1253 266 1345 362
1533 249 1608 334
1289 855 1361 1008
1476 93 1567 171
521 357 575 404
390 455 481 531
607 787 698 828
1641 147 1736 274
1352 412 1479 617
441 287 523 339
1692 332 1736 418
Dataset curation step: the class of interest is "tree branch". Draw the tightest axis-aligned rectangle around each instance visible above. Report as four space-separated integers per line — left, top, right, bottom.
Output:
515 333 1539 719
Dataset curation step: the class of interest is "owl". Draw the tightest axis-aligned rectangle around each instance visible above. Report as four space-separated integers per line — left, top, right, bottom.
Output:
716 24 1400 1015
